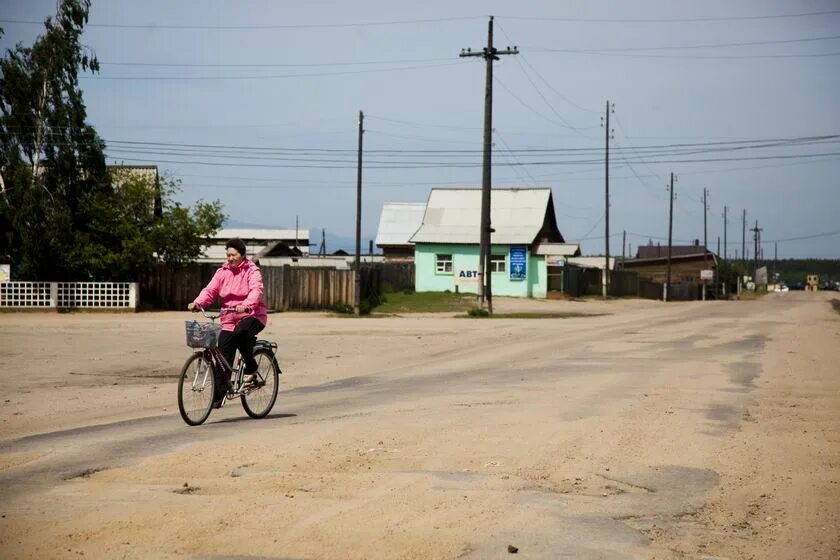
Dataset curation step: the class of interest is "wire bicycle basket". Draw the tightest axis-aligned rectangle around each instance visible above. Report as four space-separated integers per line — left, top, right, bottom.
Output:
185 320 222 348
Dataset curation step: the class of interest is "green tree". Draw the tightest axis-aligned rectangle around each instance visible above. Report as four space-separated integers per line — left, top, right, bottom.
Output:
0 2 224 280
0 0 108 279
81 168 224 279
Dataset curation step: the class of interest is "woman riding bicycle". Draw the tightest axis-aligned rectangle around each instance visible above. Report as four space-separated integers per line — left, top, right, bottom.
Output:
188 237 268 406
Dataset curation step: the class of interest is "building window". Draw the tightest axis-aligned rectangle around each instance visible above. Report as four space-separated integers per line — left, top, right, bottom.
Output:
436 254 453 274
490 254 506 273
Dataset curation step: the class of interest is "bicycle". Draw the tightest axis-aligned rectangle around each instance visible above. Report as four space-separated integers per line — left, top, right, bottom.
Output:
177 306 280 426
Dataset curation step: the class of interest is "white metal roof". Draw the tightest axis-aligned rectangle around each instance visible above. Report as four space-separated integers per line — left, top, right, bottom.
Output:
213 228 309 241
409 188 553 245
374 202 427 247
534 243 582 257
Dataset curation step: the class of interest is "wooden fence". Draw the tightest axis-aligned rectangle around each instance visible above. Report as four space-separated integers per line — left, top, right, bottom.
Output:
379 262 415 292
139 263 383 311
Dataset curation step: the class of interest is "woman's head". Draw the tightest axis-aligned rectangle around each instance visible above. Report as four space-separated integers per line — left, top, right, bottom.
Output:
225 238 247 267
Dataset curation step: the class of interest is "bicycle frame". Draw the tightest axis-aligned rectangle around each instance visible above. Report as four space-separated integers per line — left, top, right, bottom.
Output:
180 305 280 425
190 305 274 398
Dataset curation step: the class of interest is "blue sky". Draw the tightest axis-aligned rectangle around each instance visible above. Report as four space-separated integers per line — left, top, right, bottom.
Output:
2 0 839 258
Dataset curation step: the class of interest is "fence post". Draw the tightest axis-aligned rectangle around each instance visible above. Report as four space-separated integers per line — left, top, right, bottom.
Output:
50 282 58 308
129 282 138 309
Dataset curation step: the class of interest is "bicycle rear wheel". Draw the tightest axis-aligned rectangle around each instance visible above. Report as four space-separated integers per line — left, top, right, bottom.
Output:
241 348 279 419
178 352 216 426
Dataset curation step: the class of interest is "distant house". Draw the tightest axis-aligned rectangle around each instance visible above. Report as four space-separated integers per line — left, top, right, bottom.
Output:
108 165 162 218
374 202 426 261
620 241 717 283
567 256 616 270
409 188 580 298
200 227 310 263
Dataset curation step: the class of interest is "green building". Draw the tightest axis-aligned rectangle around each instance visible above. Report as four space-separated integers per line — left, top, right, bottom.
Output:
409 188 580 298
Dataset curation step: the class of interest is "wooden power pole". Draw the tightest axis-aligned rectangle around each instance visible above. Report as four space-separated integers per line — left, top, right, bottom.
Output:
354 110 364 316
665 172 675 302
460 16 518 314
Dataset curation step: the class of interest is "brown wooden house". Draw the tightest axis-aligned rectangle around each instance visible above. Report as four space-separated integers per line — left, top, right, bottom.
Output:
620 240 717 283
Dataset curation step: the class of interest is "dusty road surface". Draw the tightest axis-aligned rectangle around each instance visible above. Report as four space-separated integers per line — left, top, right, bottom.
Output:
0 292 838 559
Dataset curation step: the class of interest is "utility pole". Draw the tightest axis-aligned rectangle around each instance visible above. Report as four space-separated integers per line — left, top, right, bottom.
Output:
602 100 614 299
318 228 326 257
742 209 747 267
703 189 708 253
295 215 299 254
751 220 762 279
722 206 728 262
702 188 709 300
717 235 721 298
774 242 778 280
354 110 364 316
622 230 626 262
665 172 675 302
460 16 518 315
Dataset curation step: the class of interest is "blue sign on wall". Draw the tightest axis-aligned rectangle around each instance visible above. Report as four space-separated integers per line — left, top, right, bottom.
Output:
509 246 527 281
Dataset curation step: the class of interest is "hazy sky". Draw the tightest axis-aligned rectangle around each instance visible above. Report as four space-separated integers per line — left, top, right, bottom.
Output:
2 0 839 258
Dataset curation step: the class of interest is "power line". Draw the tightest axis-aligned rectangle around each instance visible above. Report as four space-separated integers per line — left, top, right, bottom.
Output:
15 129 838 154
101 151 840 169
496 21 599 129
492 74 598 135
0 16 480 30
528 49 840 60
500 10 840 23
99 57 455 68
765 230 840 243
527 34 840 53
81 61 466 80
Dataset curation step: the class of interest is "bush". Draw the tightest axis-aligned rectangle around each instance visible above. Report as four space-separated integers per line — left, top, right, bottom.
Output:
330 302 354 314
467 306 490 318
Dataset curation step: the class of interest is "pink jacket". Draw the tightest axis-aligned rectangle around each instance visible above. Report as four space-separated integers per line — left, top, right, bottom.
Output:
192 259 268 331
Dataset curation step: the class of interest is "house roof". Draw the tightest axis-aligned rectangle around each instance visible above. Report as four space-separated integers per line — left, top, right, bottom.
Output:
213 228 309 242
375 202 427 247
409 188 558 245
636 244 710 259
623 252 718 267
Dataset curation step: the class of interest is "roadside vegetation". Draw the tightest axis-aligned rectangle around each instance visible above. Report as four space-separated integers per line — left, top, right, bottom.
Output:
367 291 608 318
372 291 477 314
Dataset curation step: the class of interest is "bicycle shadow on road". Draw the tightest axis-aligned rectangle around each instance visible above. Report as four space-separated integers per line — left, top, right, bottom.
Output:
211 413 297 426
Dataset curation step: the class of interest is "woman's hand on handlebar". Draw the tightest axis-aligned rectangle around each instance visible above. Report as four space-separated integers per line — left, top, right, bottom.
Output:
234 304 250 314
187 302 200 312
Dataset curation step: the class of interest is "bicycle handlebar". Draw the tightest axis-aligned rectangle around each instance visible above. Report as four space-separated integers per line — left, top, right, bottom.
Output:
190 304 252 319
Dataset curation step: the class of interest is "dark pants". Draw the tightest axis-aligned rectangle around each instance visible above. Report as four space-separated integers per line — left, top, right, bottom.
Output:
216 317 265 396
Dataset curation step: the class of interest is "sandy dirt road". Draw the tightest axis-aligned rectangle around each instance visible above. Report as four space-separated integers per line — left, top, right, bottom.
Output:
0 292 838 559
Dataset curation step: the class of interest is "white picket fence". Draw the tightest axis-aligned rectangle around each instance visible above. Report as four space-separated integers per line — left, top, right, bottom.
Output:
0 281 137 309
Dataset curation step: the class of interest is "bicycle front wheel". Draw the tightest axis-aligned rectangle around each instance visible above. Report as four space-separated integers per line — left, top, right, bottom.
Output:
178 352 216 426
242 348 280 419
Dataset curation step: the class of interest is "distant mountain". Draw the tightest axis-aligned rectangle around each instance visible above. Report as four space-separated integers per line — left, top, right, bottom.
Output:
223 219 375 254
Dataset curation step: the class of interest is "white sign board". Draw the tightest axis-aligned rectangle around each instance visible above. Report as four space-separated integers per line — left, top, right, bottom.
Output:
546 255 566 266
0 264 9 282
700 269 714 281
456 269 479 285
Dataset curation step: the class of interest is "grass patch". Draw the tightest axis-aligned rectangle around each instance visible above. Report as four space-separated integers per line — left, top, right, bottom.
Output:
373 291 476 314
459 311 609 319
